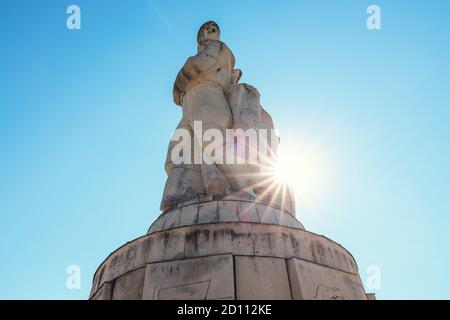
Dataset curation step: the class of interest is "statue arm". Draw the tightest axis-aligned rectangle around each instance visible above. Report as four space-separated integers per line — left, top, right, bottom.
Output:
173 41 224 106
188 40 223 71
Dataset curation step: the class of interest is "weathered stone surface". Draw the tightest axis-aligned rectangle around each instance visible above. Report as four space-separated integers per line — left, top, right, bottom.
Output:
160 21 296 214
147 213 165 233
198 202 221 224
112 268 146 300
89 21 368 301
258 203 280 224
287 258 367 300
91 218 360 298
281 212 303 229
131 236 154 271
238 201 261 223
179 204 199 226
142 254 234 300
235 256 291 300
161 209 180 230
95 239 140 288
251 224 358 274
146 228 185 263
161 21 235 211
217 201 240 223
366 293 377 300
148 199 304 235
184 223 254 258
91 282 113 300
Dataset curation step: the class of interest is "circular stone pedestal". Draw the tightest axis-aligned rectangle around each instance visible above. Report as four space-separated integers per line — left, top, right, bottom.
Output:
89 199 368 300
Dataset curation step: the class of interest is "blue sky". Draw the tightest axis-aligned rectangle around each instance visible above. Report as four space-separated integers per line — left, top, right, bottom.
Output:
1 0 449 299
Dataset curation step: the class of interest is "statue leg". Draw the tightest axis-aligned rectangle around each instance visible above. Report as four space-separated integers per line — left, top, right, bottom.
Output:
160 119 205 212
190 104 232 196
160 164 205 212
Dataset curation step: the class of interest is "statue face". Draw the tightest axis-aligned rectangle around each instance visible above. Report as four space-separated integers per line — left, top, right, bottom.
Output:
197 21 221 43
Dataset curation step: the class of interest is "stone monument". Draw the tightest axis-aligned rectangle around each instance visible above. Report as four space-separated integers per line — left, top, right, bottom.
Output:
89 21 370 300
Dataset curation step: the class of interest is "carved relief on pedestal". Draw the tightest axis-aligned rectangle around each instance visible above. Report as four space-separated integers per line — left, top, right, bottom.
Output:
312 285 345 300
287 258 367 300
142 254 235 300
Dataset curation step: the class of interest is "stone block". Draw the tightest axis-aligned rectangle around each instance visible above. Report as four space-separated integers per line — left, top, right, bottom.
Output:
279 213 303 229
258 204 279 225
146 228 186 263
235 256 291 300
100 241 139 285
112 268 146 300
198 202 220 224
251 224 290 258
162 209 180 230
307 236 357 275
142 254 234 300
287 258 367 300
238 201 261 223
178 204 199 227
149 200 304 234
148 214 165 234
250 224 358 274
217 201 240 223
130 236 153 270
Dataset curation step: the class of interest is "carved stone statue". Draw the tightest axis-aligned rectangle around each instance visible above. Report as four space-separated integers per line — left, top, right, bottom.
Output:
161 21 295 214
90 21 370 302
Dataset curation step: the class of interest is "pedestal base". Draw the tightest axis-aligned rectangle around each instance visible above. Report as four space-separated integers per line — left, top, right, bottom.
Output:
90 200 368 300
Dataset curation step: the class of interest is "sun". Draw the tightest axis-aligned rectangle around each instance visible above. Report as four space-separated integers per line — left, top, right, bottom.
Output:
272 147 303 192
271 140 330 206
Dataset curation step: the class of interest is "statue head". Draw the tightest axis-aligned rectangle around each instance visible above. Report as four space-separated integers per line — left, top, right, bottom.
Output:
197 21 221 44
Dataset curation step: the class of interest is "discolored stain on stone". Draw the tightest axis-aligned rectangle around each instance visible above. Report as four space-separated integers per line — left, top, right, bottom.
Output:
143 254 235 300
91 220 364 299
112 268 146 300
289 233 302 256
287 258 366 300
